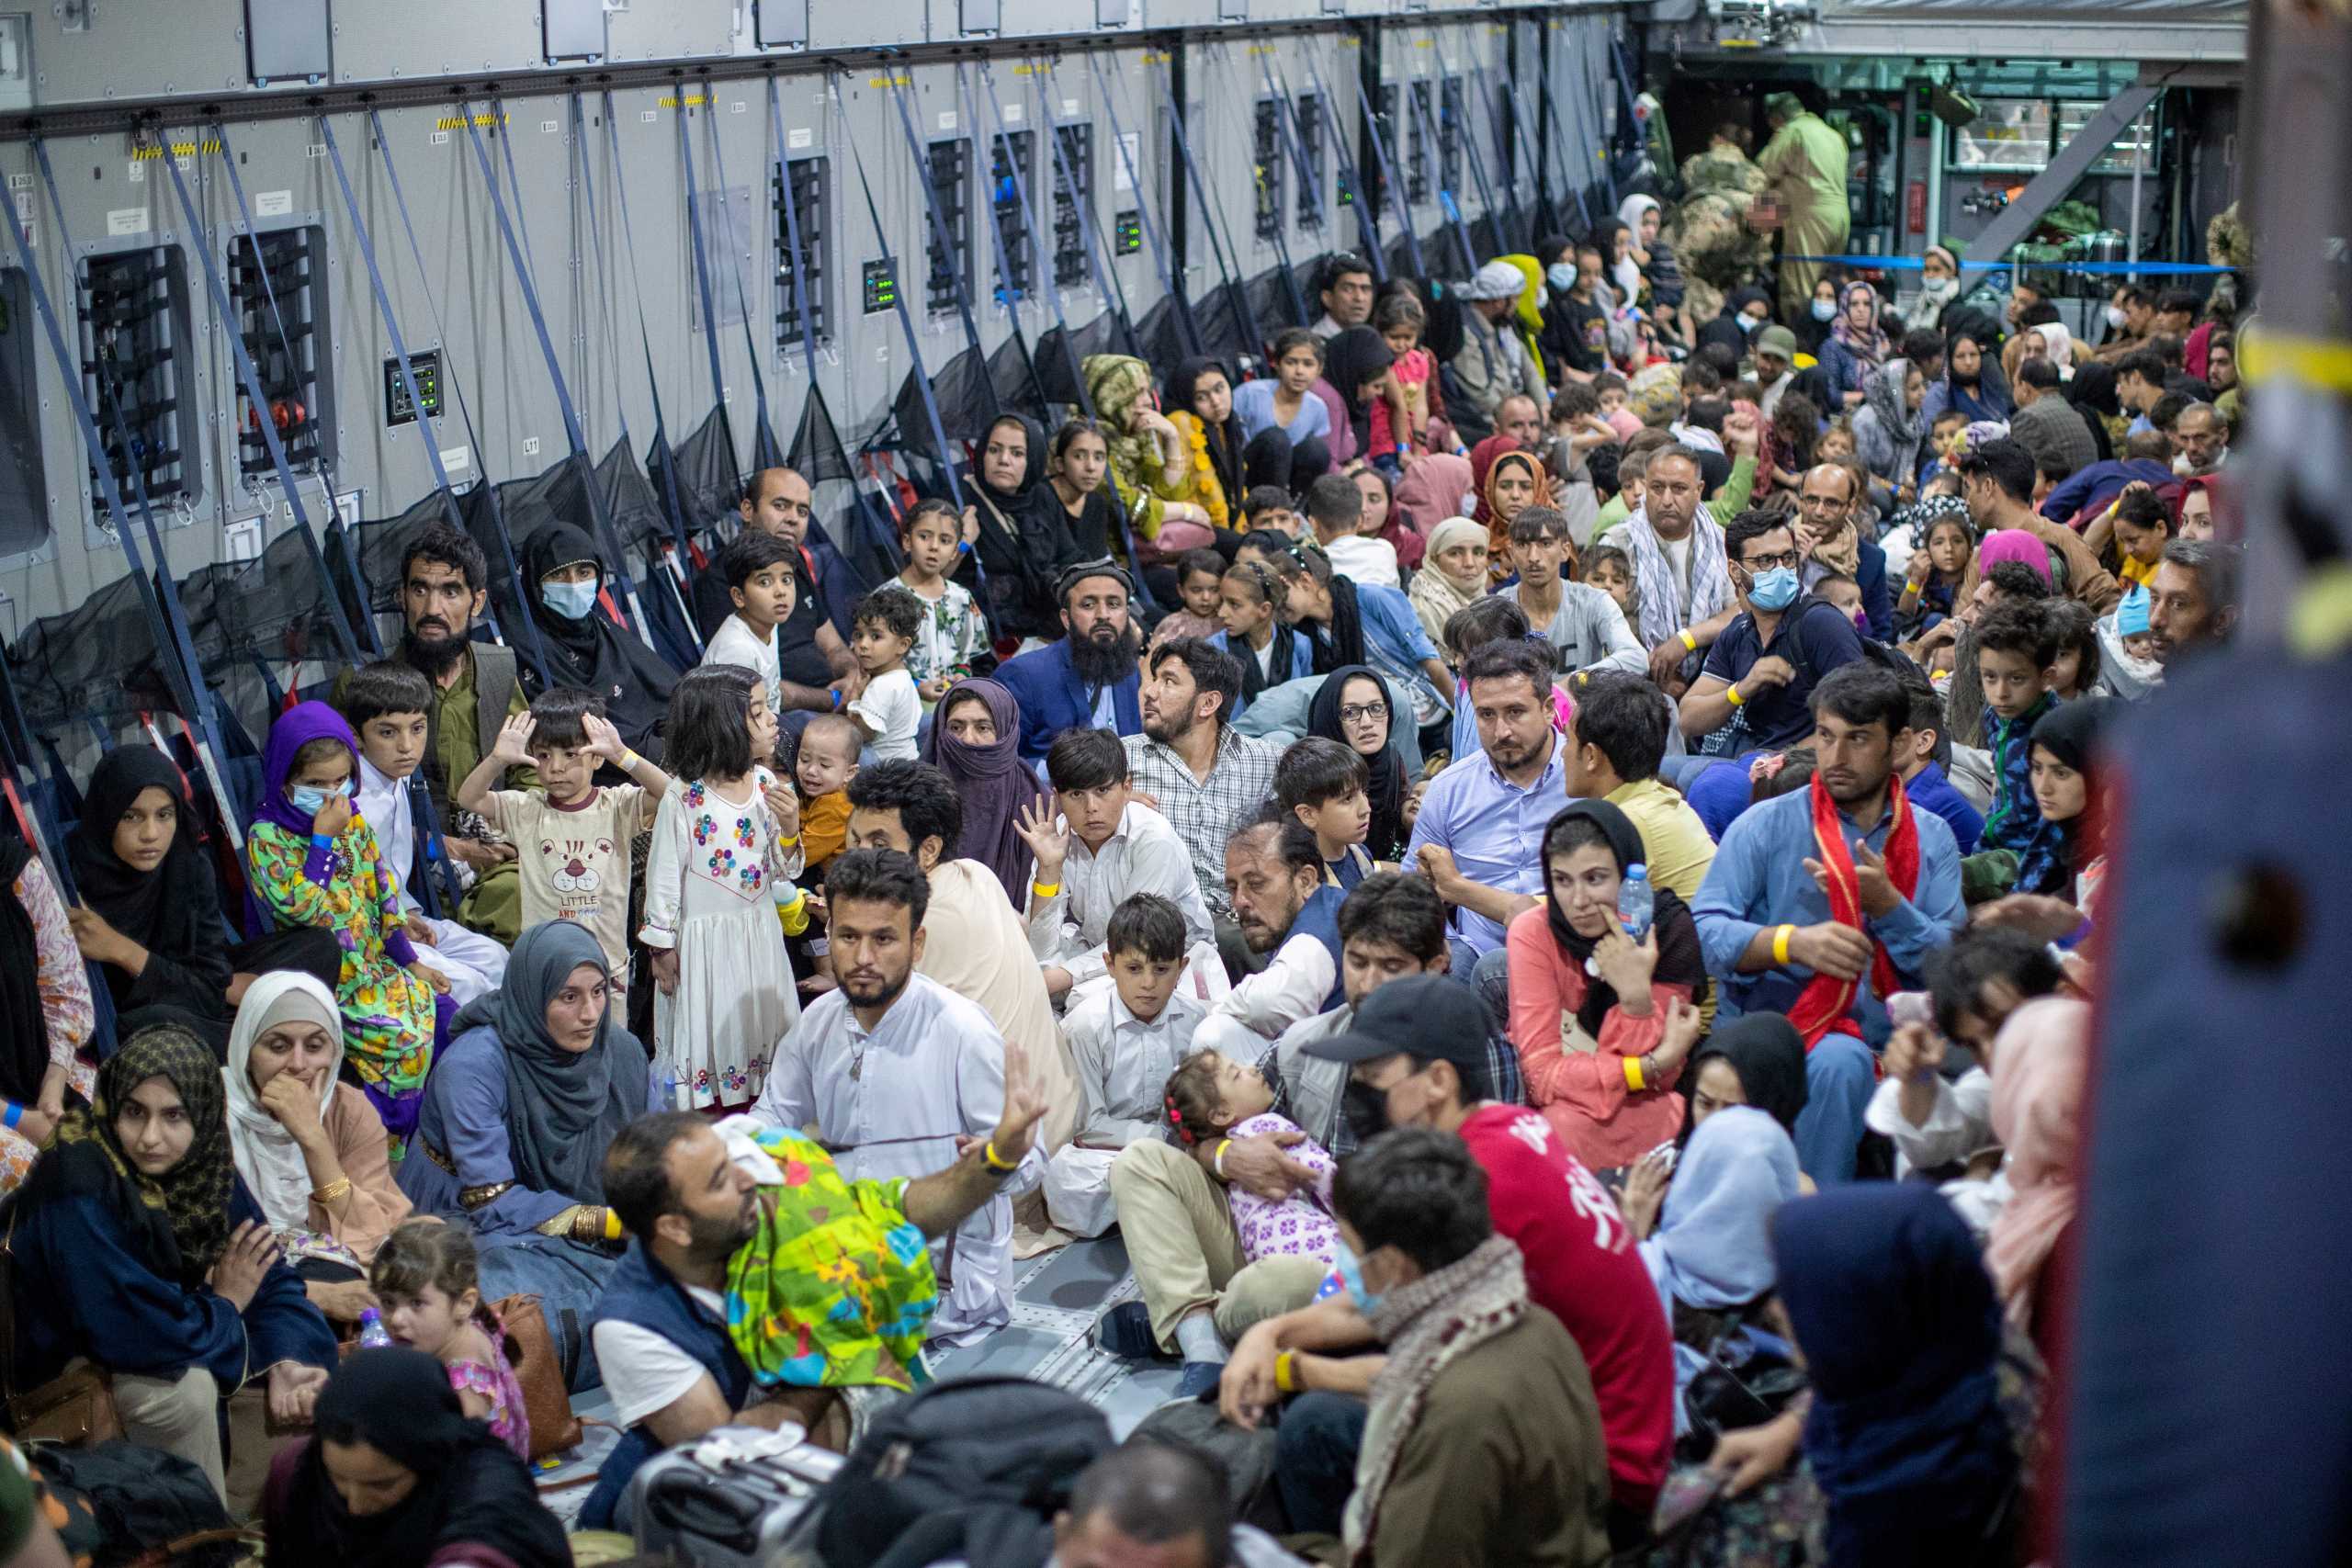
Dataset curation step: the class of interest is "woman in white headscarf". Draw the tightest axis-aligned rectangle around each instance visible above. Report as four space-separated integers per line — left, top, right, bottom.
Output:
225 970 411 1321
2038 320 2075 377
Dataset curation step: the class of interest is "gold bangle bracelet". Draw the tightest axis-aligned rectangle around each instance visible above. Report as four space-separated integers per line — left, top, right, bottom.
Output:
312 1177 352 1206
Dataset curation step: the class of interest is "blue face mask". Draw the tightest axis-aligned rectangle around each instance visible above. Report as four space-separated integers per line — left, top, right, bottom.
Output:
1747 564 1802 612
541 577 599 620
1811 299 1838 322
288 780 346 817
1334 1240 1385 1314
1547 262 1577 293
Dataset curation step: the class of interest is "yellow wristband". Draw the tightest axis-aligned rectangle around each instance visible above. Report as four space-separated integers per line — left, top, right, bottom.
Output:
1772 924 1795 965
1274 1350 1298 1395
775 832 801 847
1724 681 1747 707
1679 628 1698 653
1623 1055 1646 1093
982 1139 1018 1172
617 750 640 774
603 1207 624 1242
1032 880 1061 899
1214 1138 1233 1179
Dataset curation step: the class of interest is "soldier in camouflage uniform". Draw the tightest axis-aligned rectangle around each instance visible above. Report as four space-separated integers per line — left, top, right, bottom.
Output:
1668 129 1774 329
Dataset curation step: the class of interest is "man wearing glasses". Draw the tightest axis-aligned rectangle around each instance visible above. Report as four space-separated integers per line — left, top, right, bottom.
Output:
1676 509 1868 751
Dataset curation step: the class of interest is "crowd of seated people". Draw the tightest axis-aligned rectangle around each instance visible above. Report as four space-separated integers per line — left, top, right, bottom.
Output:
0 234 2247 1567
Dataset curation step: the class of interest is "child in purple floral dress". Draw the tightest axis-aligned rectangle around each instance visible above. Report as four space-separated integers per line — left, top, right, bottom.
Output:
370 1219 533 1460
1162 1050 1340 1266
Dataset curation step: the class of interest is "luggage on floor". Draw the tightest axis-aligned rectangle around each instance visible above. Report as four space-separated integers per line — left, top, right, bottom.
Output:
811 1374 1114 1568
627 1427 842 1568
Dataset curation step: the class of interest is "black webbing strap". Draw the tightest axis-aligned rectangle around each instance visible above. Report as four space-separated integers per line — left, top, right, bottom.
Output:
1295 47 1385 285
1172 48 1283 341
699 89 786 471
15 140 249 842
830 71 967 513
953 64 1053 419
1403 61 1480 277
599 89 707 653
1028 56 1144 361
149 124 361 667
1086 50 1202 359
882 63 1001 424
1357 79 1427 278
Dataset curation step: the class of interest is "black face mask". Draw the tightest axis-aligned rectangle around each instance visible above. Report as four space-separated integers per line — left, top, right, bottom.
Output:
1342 1078 1393 1145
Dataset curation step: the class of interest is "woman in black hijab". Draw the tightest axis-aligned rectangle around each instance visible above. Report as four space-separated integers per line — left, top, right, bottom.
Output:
1322 327 1398 465
1685 1013 1810 1139
520 522 680 760
264 1347 568 1568
1307 666 1410 863
1168 355 1250 515
66 745 337 1055
960 412 1084 645
2066 361 2122 463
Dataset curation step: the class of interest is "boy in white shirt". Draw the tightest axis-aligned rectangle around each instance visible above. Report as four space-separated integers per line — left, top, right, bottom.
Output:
1016 728 1224 1006
845 586 923 762
700 530 797 722
334 661 510 1005
1303 471 1398 587
1044 894 1207 1237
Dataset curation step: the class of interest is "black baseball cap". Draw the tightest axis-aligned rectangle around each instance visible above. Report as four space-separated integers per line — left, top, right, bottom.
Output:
1301 974 1491 1081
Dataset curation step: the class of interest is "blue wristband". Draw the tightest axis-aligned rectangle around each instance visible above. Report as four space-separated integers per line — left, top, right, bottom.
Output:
3 1102 23 1131
310 832 334 847
831 689 842 711
956 539 973 554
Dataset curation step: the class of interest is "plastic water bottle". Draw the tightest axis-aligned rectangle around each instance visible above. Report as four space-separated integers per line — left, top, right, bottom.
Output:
1617 864 1654 943
357 1307 393 1349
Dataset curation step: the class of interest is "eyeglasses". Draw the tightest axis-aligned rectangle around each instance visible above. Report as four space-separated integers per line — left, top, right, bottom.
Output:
1338 702 1389 725
1739 550 1804 572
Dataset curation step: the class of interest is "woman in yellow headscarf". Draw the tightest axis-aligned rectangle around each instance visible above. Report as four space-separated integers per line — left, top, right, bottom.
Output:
1081 355 1220 567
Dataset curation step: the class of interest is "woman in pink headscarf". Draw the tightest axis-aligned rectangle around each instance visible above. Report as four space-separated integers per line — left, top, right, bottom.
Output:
1986 996 2090 1348
1976 528 2057 591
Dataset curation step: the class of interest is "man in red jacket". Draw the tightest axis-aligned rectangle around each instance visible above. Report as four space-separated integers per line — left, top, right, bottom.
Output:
1217 974 1674 1552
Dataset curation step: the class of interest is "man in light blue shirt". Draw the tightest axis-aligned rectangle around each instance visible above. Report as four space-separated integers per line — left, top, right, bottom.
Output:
1408 640 1565 1020
1692 663 1964 1182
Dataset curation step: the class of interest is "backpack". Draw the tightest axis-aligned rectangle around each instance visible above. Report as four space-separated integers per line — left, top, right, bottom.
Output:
810 1375 1114 1568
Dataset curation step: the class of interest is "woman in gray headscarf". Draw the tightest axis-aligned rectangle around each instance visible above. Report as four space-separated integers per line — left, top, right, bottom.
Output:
1850 357 1930 491
397 921 649 1387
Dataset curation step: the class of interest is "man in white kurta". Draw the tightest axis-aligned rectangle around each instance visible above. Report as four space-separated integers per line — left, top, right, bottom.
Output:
751 971 1041 1346
1026 799 1226 1006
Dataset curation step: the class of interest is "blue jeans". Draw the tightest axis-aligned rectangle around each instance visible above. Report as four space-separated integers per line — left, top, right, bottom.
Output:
477 1233 619 1393
1276 1392 1368 1536
1794 1032 1877 1184
1444 940 1512 1032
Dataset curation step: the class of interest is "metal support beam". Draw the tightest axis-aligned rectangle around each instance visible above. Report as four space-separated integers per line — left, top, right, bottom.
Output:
1962 82 2162 265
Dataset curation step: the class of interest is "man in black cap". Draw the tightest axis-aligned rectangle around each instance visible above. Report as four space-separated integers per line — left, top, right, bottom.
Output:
1218 972 1683 1551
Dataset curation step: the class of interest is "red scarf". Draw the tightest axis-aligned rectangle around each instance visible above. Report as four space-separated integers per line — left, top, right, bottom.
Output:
1788 771 1922 1050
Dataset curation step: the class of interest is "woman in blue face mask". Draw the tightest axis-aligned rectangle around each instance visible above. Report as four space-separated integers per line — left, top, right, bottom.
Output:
519 522 680 761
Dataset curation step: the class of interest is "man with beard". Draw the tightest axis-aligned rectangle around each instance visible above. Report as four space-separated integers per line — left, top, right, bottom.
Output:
582 946 1051 1521
351 523 531 940
1408 640 1566 1011
749 850 1045 1347
1121 637 1281 923
2146 537 2240 668
1623 447 1738 693
834 760 1083 1155
691 467 862 716
1692 665 1964 1182
1190 820 1348 1065
1955 438 2120 615
997 565 1148 762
